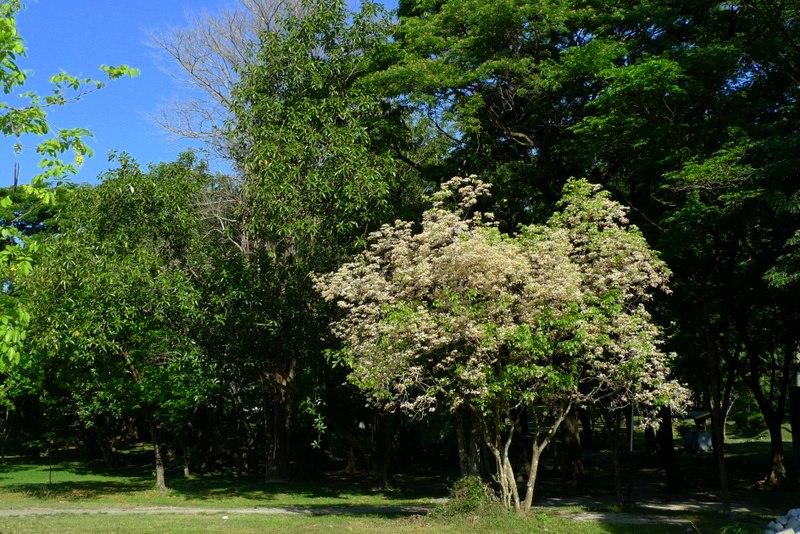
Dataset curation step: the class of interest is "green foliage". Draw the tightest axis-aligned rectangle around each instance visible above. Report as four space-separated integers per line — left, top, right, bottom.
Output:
0 1 138 370
373 0 800 482
731 411 767 438
217 0 428 473
434 475 495 517
21 153 217 483
231 0 403 265
317 175 686 509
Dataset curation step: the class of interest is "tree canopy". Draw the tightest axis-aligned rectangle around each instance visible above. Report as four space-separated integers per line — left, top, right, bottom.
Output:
316 176 687 509
4 0 800 506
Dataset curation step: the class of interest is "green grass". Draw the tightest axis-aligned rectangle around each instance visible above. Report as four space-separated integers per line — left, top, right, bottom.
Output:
0 509 713 534
0 457 439 509
0 449 775 533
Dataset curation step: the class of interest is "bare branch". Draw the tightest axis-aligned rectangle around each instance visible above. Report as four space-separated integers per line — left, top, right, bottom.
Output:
147 0 305 155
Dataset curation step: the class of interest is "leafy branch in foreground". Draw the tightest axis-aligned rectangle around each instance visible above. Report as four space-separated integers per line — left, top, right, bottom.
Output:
0 0 138 370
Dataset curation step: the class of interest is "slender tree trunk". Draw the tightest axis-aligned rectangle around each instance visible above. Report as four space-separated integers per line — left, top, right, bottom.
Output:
559 409 586 487
644 425 657 458
734 307 792 486
468 408 482 477
790 371 800 483
703 304 731 514
657 407 682 492
119 349 167 491
455 407 470 477
611 412 623 504
1 405 8 464
485 413 519 511
578 408 594 451
183 444 191 478
721 364 737 441
375 413 395 488
521 404 571 512
274 390 291 476
147 411 167 491
99 439 114 469
260 375 274 479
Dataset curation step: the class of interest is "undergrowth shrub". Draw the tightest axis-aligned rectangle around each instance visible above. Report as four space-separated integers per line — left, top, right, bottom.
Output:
435 476 497 517
731 412 766 437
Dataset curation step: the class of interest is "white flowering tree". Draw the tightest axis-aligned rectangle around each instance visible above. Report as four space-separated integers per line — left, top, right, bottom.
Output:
315 176 687 511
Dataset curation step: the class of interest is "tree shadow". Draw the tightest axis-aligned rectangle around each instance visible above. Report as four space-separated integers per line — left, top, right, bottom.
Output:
5 480 152 500
162 470 449 506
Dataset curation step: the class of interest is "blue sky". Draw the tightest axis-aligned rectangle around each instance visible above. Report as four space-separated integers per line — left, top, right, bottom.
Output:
3 0 397 187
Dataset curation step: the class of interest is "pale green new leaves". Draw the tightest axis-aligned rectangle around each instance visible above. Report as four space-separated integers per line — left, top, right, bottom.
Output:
0 1 138 369
316 176 688 422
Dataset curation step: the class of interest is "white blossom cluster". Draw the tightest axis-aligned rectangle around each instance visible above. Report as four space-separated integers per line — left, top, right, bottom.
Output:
314 176 689 424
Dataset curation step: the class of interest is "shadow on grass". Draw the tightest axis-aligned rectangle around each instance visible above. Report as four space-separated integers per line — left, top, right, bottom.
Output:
0 454 448 510
163 470 449 505
0 462 37 475
4 480 152 500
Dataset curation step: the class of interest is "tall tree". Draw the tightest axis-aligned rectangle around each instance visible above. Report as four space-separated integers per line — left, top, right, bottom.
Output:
372 0 800 486
316 176 687 511
204 0 422 475
24 154 216 490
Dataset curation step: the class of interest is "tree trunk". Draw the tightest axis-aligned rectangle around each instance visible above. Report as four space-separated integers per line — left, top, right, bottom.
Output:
656 407 682 492
764 412 787 486
183 444 192 479
578 408 594 451
274 391 291 476
1 405 8 464
455 407 470 476
644 425 657 458
375 413 395 488
611 412 623 505
703 305 731 514
262 353 296 478
558 409 586 488
99 438 115 469
521 404 572 512
455 406 480 476
521 444 543 511
790 379 800 483
734 305 792 486
119 350 167 491
485 413 519 511
147 411 167 491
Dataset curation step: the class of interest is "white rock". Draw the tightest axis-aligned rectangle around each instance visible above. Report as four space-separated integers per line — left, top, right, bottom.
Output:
776 529 795 534
770 521 784 530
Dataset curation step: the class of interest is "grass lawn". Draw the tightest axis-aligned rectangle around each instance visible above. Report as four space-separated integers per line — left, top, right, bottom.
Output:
0 504 771 534
0 456 439 509
0 508 742 534
0 453 769 533
1 420 791 534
